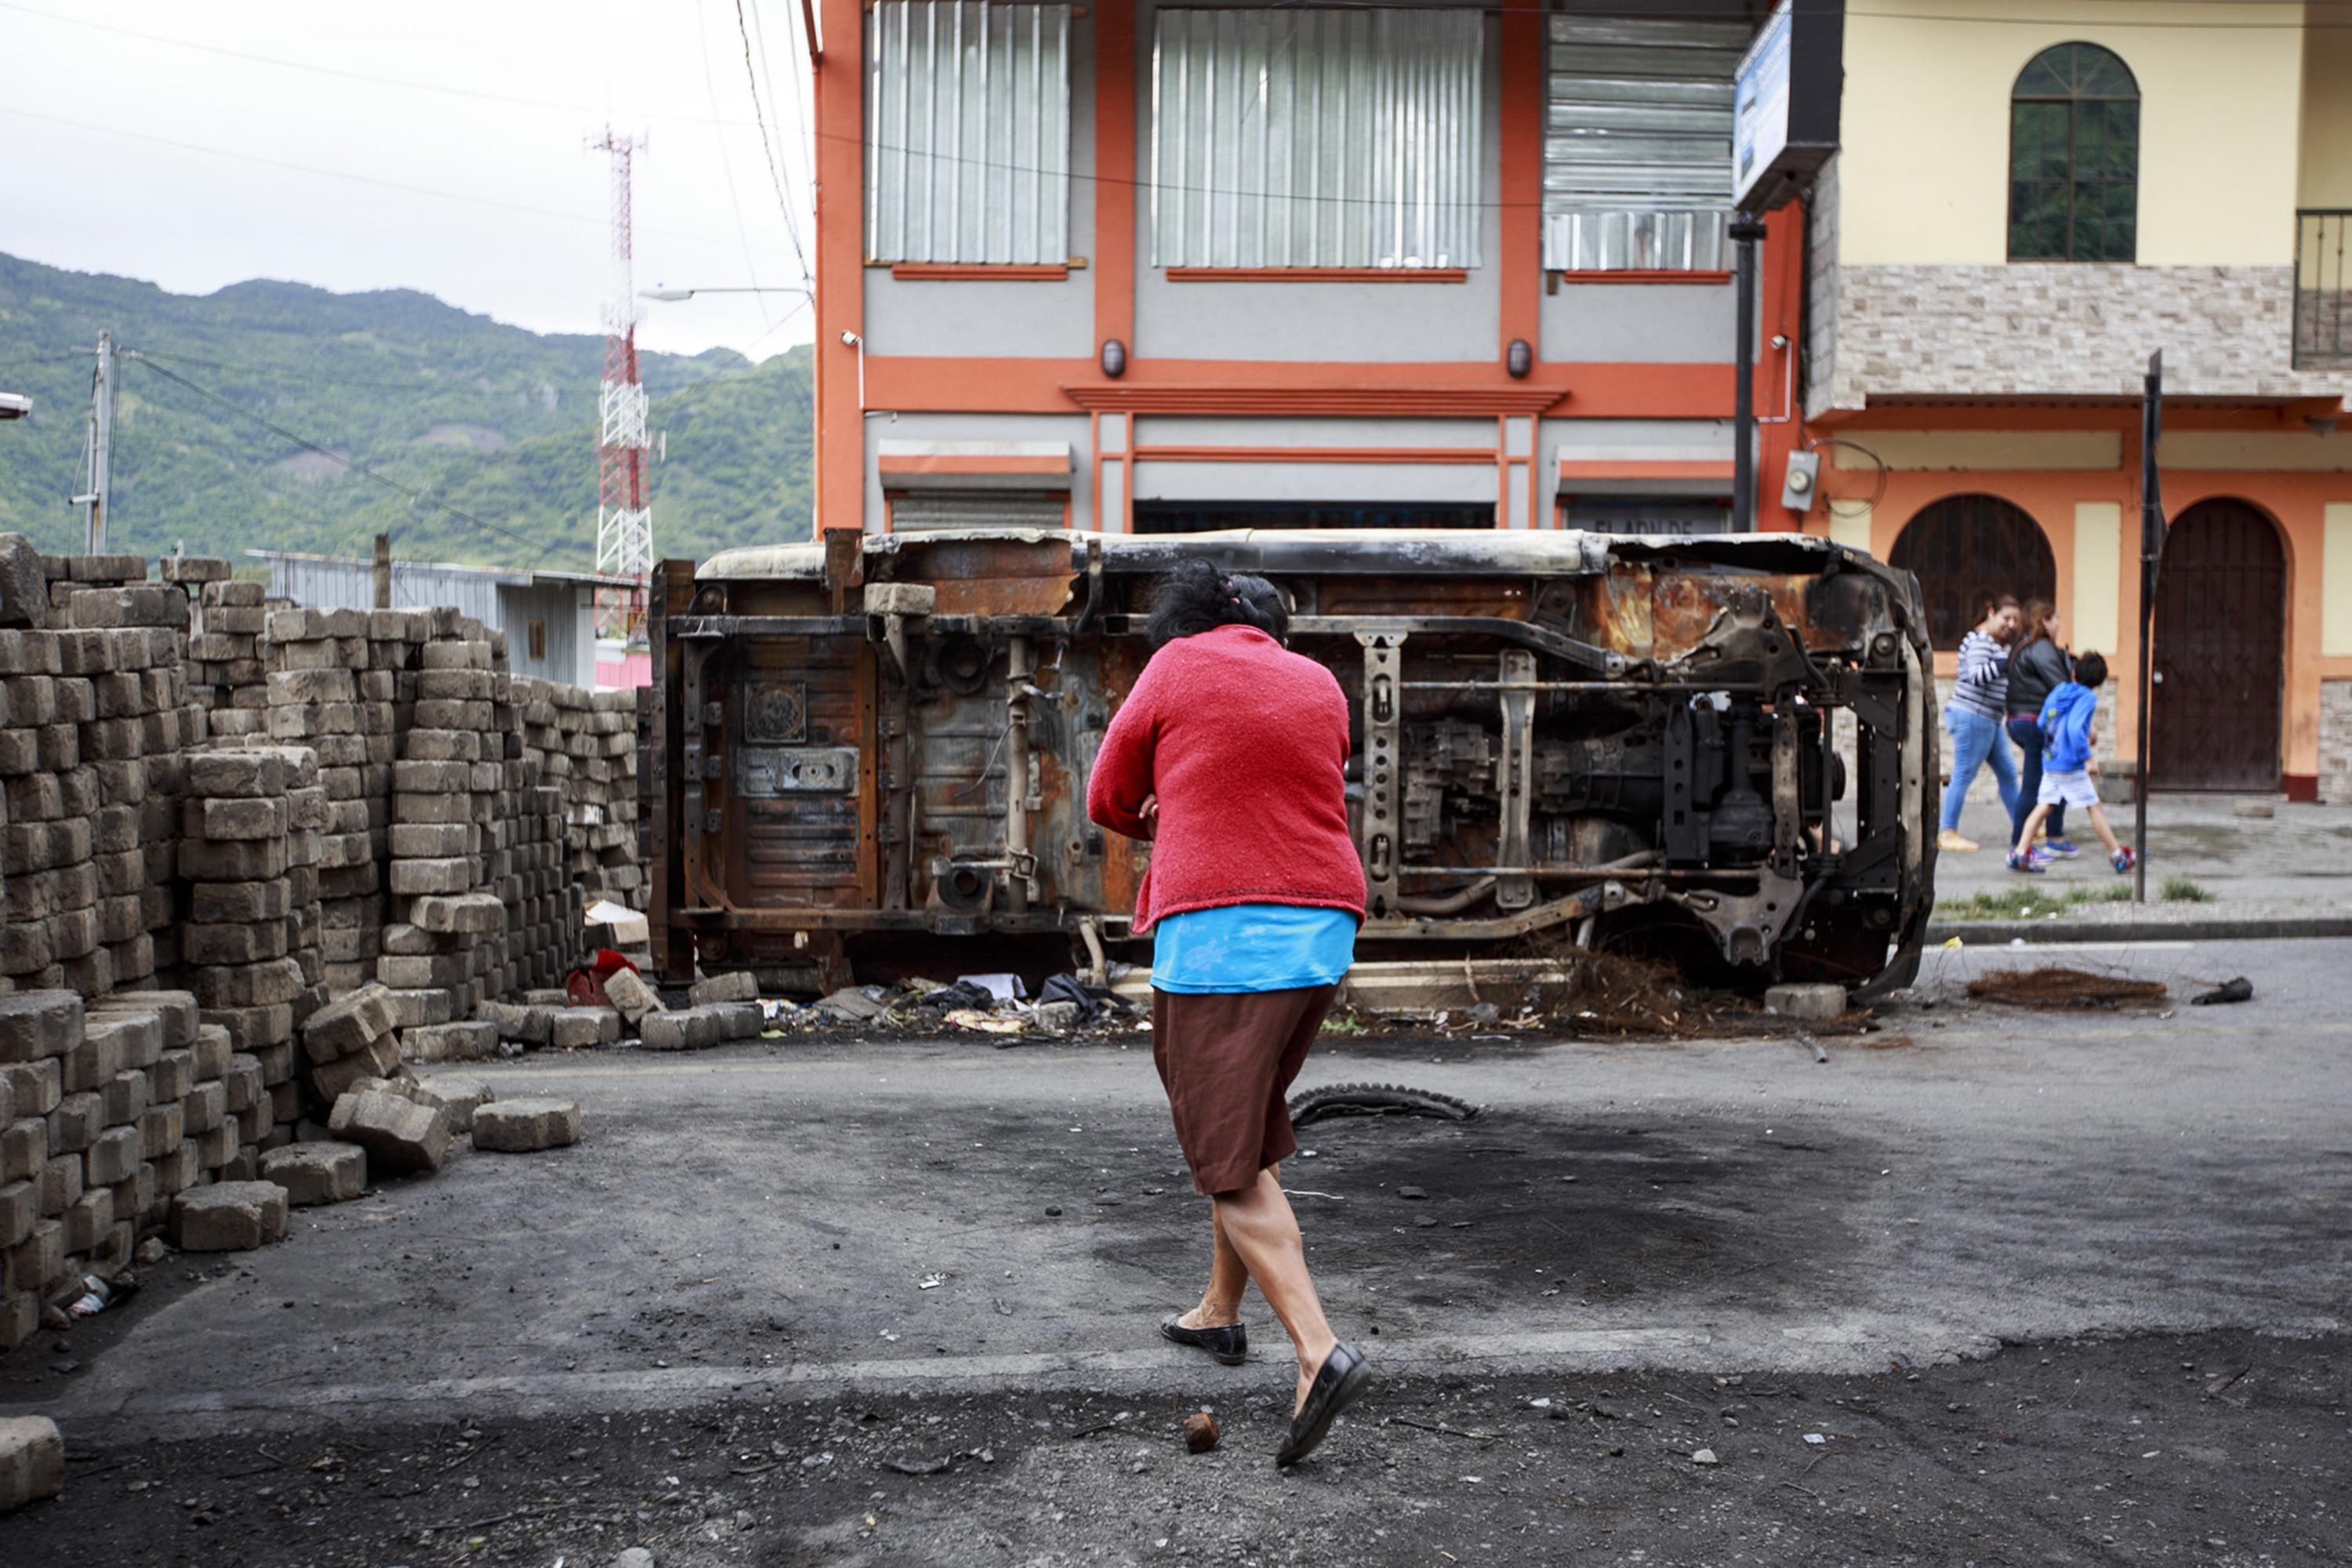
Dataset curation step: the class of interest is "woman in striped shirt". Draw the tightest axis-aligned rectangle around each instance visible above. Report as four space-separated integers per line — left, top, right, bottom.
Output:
1939 595 2023 853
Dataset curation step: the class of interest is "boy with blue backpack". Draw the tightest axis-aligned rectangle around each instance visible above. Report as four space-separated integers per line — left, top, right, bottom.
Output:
2007 651 2136 877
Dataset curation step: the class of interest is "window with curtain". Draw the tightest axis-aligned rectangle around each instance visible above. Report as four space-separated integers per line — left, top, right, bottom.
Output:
1541 14 1748 273
1150 7 1485 270
2008 42 2138 263
866 1 1073 265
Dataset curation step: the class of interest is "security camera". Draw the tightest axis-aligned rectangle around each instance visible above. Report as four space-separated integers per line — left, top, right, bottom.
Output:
840 330 862 347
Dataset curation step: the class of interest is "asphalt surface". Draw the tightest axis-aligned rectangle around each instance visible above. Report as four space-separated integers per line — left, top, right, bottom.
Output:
5 935 2349 1566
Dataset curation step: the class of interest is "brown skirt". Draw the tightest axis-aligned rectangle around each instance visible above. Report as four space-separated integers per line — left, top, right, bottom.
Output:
1151 984 1339 1196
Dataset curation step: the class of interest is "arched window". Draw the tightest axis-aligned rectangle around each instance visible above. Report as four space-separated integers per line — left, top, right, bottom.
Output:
2009 43 2138 263
1888 495 2056 652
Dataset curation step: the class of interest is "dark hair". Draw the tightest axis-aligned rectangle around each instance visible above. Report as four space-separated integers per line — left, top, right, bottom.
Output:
1145 558 1290 651
2072 650 2107 689
2016 597 2056 652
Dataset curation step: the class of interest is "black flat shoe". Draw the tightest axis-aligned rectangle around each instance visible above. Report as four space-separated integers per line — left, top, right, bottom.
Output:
1276 1341 1370 1467
1160 1312 1248 1366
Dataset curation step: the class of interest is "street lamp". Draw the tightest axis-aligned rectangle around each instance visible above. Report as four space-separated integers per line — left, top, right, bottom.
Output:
640 285 812 302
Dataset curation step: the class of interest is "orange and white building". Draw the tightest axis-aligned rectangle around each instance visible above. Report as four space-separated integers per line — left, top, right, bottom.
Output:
805 0 2352 799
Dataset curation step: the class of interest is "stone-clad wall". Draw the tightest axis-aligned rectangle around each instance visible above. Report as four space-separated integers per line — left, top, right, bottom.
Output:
1817 264 2351 414
2321 681 2352 805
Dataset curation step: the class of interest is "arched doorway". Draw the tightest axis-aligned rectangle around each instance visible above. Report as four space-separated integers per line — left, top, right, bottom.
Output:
2151 499 2286 791
1887 495 2057 650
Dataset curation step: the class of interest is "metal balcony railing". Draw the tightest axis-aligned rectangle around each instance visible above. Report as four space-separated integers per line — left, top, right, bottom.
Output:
2296 209 2352 368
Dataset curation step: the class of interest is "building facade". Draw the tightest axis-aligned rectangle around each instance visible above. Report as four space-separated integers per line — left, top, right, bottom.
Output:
807 0 2352 798
811 0 1809 542
1802 0 2352 800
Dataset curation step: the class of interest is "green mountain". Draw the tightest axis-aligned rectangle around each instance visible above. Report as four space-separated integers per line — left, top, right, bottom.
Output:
0 251 812 572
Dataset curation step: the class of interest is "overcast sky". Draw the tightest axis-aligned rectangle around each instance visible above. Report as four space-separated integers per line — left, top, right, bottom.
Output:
2 0 818 360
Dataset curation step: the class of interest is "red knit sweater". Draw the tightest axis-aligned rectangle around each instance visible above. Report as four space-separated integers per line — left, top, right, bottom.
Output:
1087 625 1367 935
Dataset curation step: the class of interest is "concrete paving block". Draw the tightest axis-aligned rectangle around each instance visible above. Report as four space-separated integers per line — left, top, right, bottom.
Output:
326 1088 451 1174
408 1074 494 1133
0 1414 64 1514
300 982 398 1063
546 1010 608 1049
410 892 506 935
471 1098 581 1152
1764 983 1849 1021
259 1142 365 1206
307 1036 404 1104
713 1001 765 1041
0 990 81 1065
688 971 760 1007
399 1022 499 1065
171 1180 289 1251
602 967 659 1025
476 1000 551 1044
0 1180 34 1250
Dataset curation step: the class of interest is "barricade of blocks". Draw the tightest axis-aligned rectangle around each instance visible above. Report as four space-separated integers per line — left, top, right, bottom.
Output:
177 743 328 1125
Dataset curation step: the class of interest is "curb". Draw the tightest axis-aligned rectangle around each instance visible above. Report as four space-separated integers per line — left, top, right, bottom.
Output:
1925 915 2352 946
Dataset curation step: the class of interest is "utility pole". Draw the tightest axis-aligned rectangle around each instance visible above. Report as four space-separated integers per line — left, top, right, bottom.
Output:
77 331 114 553
372 532 393 610
2132 350 2163 902
1729 214 1768 531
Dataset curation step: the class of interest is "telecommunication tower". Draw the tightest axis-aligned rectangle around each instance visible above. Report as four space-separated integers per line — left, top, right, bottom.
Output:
592 128 652 640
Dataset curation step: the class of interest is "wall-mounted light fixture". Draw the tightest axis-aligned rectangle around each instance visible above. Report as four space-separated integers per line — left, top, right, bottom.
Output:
1506 339 1532 379
1101 339 1127 379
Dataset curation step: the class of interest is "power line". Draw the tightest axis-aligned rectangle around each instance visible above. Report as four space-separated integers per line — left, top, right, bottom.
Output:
0 105 805 258
122 351 556 564
0 0 763 129
695 0 779 332
132 347 463 393
734 0 814 278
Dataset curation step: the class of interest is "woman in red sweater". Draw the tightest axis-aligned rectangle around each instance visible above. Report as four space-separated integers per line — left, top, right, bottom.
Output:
1086 559 1372 1467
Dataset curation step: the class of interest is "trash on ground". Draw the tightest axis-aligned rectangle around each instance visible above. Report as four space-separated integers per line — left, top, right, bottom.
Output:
955 972 1027 1003
1964 966 2168 1009
1183 1412 1221 1454
2190 976 2254 1006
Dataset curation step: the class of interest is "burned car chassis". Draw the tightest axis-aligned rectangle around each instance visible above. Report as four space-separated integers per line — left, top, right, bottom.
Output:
644 529 1936 999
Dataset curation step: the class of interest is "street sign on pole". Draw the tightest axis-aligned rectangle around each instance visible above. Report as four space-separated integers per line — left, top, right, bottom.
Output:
2132 350 2162 902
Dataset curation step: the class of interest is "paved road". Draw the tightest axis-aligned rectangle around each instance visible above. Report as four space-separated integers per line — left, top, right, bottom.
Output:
6 936 2349 1565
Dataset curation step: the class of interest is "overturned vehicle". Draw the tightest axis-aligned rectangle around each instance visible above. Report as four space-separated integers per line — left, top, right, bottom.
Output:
644 529 1936 999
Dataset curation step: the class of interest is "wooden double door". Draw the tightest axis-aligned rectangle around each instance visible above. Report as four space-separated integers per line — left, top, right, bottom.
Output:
2150 499 2286 793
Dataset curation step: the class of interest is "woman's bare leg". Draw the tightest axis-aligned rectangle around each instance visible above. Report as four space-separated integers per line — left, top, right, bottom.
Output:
1178 1202 1248 1328
1211 1166 1339 1414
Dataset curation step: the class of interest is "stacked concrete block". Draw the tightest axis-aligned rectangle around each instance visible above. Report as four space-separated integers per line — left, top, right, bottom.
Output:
177 745 327 1084
184 574 269 738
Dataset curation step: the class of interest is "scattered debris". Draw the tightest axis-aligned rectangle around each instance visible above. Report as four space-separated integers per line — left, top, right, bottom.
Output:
1691 1447 1721 1466
1964 966 2168 1009
1182 1413 1221 1454
2190 977 2253 1006
881 1456 952 1475
1290 1083 1479 1129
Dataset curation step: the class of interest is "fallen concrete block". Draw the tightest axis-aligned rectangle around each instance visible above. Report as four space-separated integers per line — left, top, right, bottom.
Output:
476 1000 551 1044
170 1180 289 1251
308 1036 404 1103
713 1000 764 1040
406 1074 493 1134
601 966 659 1025
260 1142 365 1206
0 1414 64 1514
326 1088 452 1174
546 1009 618 1049
641 1007 726 1051
1763 982 1848 1022
300 982 398 1064
472 1098 582 1152
401 1022 499 1063
688 971 759 1007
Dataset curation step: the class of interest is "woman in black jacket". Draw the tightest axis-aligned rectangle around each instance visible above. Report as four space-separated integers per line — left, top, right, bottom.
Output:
2005 601 2079 859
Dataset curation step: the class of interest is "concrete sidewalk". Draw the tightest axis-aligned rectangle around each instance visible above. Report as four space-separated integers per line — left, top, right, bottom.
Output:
1926 791 2352 943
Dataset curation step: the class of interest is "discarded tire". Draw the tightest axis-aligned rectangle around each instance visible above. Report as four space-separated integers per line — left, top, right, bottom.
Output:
1287 1083 1479 1129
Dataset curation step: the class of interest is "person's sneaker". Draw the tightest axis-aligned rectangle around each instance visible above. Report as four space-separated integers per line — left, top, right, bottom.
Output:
1937 829 1980 853
2028 845 2054 868
2045 839 2082 859
2111 847 2136 874
2006 849 2045 874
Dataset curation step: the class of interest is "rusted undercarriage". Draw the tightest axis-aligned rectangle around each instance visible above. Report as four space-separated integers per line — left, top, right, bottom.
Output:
644 529 1937 998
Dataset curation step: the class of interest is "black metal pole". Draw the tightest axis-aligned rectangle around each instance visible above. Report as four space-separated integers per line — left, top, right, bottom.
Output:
1730 212 1768 531
2133 350 2161 902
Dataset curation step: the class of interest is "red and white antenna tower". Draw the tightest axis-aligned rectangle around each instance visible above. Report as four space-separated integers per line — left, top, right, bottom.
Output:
592 127 652 641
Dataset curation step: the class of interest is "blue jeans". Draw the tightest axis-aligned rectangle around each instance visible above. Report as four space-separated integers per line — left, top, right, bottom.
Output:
2005 715 2068 848
1941 704 2018 833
